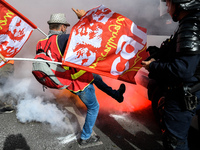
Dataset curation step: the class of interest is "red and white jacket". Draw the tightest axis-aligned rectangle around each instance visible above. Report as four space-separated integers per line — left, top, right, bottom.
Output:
35 34 94 93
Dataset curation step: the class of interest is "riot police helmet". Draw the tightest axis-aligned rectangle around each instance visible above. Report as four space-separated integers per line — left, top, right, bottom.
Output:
161 0 200 21
161 0 200 11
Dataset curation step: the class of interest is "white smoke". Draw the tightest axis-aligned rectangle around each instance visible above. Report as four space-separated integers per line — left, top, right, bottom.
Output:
0 74 72 134
16 96 67 129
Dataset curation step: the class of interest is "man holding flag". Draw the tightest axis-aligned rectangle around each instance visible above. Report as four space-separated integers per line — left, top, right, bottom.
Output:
34 9 126 146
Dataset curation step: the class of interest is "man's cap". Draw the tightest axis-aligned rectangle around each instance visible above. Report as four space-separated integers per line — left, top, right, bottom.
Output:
47 13 70 26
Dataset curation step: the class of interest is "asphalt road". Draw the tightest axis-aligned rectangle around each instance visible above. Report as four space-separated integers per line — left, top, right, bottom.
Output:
0 98 164 150
0 98 200 150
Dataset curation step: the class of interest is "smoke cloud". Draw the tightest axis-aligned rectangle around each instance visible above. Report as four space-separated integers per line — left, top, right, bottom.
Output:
0 74 72 133
17 97 68 132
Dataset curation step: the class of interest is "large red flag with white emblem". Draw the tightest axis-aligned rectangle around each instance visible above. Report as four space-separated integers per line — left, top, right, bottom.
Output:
62 5 148 84
0 0 37 67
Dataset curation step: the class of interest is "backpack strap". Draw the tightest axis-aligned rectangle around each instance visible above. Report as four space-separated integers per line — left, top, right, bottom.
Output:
36 35 55 56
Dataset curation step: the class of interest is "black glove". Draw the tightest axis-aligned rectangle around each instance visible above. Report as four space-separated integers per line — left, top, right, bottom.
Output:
146 46 160 56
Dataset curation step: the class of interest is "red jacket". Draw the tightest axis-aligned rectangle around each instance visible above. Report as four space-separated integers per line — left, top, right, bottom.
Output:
35 34 94 93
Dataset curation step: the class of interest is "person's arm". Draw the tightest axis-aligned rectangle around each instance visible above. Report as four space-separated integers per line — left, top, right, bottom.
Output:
0 53 6 62
144 54 200 83
72 8 86 19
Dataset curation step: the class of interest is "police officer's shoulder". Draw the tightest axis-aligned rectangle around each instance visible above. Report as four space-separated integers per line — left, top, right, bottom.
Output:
176 11 200 54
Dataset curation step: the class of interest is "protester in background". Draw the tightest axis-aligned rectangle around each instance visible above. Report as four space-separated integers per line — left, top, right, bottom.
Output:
0 53 14 113
35 8 125 146
142 0 200 149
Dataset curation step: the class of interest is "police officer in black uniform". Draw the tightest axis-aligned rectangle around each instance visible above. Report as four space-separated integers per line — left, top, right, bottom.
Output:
142 0 200 149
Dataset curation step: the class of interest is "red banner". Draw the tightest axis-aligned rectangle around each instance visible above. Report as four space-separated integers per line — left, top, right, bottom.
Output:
0 0 37 67
62 5 148 84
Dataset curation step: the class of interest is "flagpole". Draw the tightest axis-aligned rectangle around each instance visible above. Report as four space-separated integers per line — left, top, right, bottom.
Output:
5 58 62 65
37 28 48 37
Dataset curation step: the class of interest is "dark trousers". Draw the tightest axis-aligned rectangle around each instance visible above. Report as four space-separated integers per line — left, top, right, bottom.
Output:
92 74 119 99
163 88 200 150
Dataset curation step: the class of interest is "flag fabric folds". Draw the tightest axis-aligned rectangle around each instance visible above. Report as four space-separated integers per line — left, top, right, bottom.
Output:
0 0 37 67
62 5 148 84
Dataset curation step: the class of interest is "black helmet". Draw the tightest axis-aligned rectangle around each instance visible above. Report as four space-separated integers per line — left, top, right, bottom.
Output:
161 0 200 21
162 0 200 11
175 0 200 11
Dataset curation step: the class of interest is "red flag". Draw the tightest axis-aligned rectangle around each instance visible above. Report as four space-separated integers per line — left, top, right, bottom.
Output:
62 5 148 84
0 0 37 67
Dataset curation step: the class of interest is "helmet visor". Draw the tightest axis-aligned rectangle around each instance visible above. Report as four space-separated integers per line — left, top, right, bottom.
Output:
160 0 168 16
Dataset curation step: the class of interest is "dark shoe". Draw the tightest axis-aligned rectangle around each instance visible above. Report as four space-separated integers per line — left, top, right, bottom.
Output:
78 135 100 146
0 105 14 114
116 83 126 103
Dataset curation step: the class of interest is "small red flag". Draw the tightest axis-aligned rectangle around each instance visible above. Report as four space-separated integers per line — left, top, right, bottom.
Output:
0 0 37 67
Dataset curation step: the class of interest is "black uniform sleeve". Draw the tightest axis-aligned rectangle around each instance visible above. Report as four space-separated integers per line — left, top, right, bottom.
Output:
149 54 200 84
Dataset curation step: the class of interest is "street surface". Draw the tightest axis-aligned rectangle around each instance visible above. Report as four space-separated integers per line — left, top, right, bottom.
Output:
0 100 164 150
